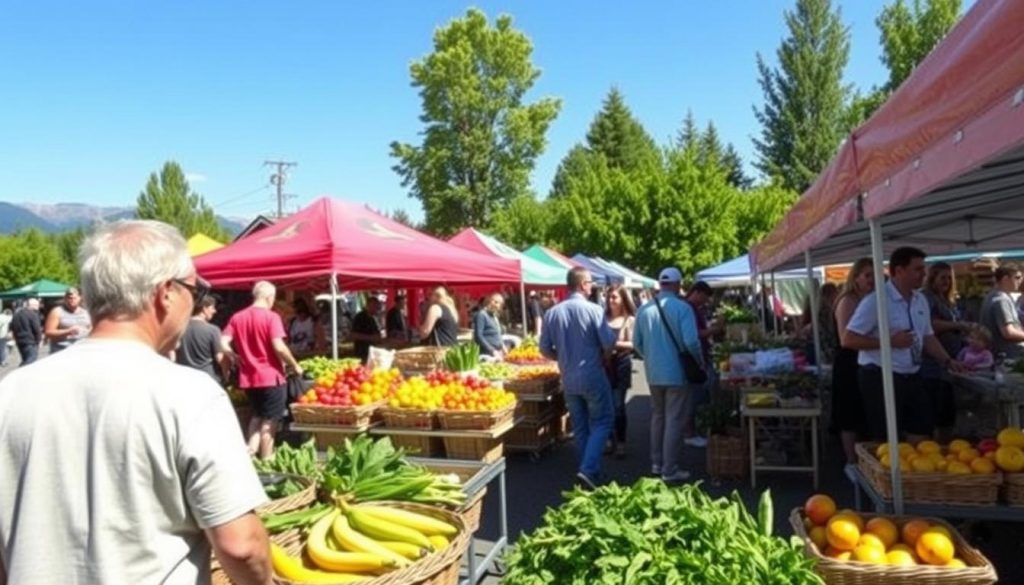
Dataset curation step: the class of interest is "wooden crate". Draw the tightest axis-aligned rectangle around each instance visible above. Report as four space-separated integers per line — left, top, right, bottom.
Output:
706 432 748 479
387 433 446 457
437 404 515 431
442 436 504 463
506 415 557 452
856 442 1002 505
379 407 438 430
290 401 381 426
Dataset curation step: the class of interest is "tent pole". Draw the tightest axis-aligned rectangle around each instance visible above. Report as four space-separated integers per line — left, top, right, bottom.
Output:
805 251 823 380
771 271 780 335
330 273 339 360
519 280 528 337
869 218 903 514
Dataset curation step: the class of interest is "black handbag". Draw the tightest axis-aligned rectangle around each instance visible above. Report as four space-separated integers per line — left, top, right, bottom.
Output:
654 297 707 385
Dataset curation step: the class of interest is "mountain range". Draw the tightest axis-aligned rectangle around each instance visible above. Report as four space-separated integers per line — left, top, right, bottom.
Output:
0 202 248 236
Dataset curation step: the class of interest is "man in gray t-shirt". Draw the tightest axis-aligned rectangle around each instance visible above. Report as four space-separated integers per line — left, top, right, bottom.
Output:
176 295 226 383
980 263 1024 360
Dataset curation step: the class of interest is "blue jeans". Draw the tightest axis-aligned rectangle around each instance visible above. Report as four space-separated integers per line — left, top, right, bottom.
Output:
17 343 37 367
565 386 614 479
0 341 7 365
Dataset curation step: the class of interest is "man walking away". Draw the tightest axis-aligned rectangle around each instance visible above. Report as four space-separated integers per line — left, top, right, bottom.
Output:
222 281 303 459
176 294 228 383
540 267 616 489
0 220 271 585
10 298 43 367
633 268 704 483
980 262 1024 359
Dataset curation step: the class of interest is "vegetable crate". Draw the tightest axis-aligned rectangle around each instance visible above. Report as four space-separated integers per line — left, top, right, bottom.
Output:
514 394 564 419
386 434 446 458
437 403 516 431
379 407 438 430
856 443 1002 505
442 436 504 463
394 346 449 375
706 432 748 479
1002 472 1024 507
504 377 560 395
789 508 998 584
289 401 381 427
506 414 558 454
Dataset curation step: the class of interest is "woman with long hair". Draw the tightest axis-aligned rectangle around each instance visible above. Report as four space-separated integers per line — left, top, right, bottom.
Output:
605 285 636 458
833 258 875 463
418 286 460 347
921 262 971 442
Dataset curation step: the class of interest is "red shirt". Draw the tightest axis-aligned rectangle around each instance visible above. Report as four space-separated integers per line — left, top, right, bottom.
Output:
224 306 287 389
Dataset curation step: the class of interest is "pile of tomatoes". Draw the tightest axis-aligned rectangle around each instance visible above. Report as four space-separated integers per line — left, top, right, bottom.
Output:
297 365 403 407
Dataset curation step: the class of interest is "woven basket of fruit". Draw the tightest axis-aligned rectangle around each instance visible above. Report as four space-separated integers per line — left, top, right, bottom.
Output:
437 403 516 431
1003 472 1024 506
855 442 1002 505
790 503 997 584
271 501 469 585
394 347 449 375
379 407 438 430
290 401 384 426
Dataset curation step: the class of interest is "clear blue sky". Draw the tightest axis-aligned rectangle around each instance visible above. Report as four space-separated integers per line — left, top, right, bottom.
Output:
0 1 945 222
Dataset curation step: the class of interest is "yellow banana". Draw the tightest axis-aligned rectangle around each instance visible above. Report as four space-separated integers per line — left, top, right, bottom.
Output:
346 506 433 550
307 510 397 573
270 543 366 584
376 540 427 560
331 513 411 567
354 505 458 537
427 535 449 551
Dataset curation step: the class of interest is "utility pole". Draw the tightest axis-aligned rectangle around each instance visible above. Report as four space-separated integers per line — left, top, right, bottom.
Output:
264 160 297 218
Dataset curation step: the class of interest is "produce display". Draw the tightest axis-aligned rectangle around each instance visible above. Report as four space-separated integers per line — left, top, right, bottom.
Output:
503 479 822 584
505 337 547 365
718 304 758 324
297 364 404 407
253 441 320 498
873 435 1021 474
479 362 515 381
300 356 362 380
801 494 968 568
512 365 559 381
994 427 1024 472
267 499 460 582
387 371 516 412
443 342 480 373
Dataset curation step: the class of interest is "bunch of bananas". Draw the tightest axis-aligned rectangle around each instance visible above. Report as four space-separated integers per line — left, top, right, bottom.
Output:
271 500 459 583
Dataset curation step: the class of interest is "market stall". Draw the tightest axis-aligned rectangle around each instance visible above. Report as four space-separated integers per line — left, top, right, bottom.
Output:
0 278 70 299
520 244 579 272
751 0 1024 524
569 254 622 287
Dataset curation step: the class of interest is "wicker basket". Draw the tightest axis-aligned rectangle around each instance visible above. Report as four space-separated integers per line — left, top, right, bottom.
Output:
856 443 1002 505
273 503 469 585
437 404 516 431
442 436 504 462
386 434 446 457
1002 472 1024 506
459 487 487 533
504 377 558 395
256 474 317 515
789 508 998 584
379 407 438 430
394 347 449 374
515 399 560 420
706 432 748 479
506 415 557 451
290 401 382 426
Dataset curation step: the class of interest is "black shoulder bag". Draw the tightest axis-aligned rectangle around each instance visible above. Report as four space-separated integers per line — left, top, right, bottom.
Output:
654 297 707 385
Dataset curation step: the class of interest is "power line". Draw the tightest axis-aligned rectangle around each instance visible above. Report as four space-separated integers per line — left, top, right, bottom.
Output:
264 160 297 218
210 184 271 209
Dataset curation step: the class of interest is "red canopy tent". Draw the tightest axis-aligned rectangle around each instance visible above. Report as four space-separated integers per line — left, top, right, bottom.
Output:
195 197 520 290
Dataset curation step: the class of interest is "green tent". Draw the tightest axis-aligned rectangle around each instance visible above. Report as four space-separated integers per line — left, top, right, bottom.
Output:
0 278 70 299
449 229 566 286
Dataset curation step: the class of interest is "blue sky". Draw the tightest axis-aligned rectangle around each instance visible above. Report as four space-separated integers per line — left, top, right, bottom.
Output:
0 1 943 222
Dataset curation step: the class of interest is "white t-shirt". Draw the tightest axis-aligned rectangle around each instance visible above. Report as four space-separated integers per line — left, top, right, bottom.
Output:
0 338 267 584
846 281 935 374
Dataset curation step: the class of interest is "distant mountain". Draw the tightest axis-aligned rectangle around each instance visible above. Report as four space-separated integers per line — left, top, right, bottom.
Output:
0 202 248 236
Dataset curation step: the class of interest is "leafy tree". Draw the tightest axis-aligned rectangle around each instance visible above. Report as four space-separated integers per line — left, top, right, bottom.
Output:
549 145 594 200
389 208 416 228
877 0 960 92
722 144 752 190
754 0 852 193
733 183 799 250
489 194 551 250
390 8 561 236
698 122 724 171
50 227 89 271
584 88 661 173
675 110 701 150
0 229 76 291
136 161 229 241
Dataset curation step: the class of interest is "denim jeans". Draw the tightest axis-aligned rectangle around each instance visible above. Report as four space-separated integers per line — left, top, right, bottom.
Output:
0 340 7 365
17 343 38 367
565 385 614 479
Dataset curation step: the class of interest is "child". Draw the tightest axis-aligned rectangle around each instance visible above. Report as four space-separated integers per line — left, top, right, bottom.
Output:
957 325 995 371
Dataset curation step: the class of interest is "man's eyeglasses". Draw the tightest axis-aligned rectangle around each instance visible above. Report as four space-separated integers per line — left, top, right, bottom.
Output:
172 277 211 300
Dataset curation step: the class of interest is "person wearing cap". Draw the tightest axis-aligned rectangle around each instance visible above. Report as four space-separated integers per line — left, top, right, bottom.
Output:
539 267 617 489
633 267 703 483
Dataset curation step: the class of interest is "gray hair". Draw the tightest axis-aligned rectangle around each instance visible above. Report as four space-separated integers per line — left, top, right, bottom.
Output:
78 220 193 320
252 280 276 301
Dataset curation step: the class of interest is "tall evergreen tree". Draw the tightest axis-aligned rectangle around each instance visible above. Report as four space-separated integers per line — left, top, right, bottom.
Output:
753 0 852 193
584 88 661 173
390 9 561 235
136 161 229 241
722 144 752 190
675 110 701 151
698 121 724 171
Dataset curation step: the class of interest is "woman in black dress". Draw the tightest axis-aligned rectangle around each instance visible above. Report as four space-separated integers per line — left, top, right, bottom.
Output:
417 286 460 347
833 258 875 464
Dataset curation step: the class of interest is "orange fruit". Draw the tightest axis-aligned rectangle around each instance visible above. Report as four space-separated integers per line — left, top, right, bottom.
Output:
804 494 837 526
995 445 1024 472
916 529 955 566
934 458 949 472
916 440 941 455
947 461 972 475
911 457 936 473
927 525 952 540
946 558 967 568
852 544 887 564
857 533 886 551
902 519 931 547
876 443 891 458
824 546 852 561
865 517 899 548
827 516 862 551
897 442 916 459
808 525 828 550
958 448 981 463
970 457 996 474
836 510 865 531
948 439 972 454
886 549 917 566
890 543 919 561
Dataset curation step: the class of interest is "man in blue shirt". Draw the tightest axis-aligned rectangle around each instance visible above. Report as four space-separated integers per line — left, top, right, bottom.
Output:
633 267 703 483
540 267 616 488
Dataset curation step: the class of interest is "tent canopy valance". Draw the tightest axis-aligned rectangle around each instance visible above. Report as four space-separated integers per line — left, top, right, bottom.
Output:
0 279 70 299
570 254 623 287
697 254 822 288
194 197 521 291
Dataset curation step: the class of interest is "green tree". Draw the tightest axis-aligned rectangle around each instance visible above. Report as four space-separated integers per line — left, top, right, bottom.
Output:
390 8 561 236
877 0 961 92
549 145 593 200
733 183 799 250
389 208 416 229
50 227 89 271
136 161 229 240
0 229 76 291
584 88 661 173
675 110 701 150
489 193 551 250
754 0 852 193
722 144 752 190
698 121 725 171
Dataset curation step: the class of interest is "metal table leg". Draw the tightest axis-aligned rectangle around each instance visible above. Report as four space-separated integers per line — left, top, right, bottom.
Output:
749 415 756 489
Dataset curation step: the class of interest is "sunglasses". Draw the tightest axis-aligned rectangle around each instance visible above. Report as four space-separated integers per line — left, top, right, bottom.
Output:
172 277 211 300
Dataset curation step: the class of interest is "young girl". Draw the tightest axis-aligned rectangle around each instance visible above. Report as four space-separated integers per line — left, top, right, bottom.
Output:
958 326 995 371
